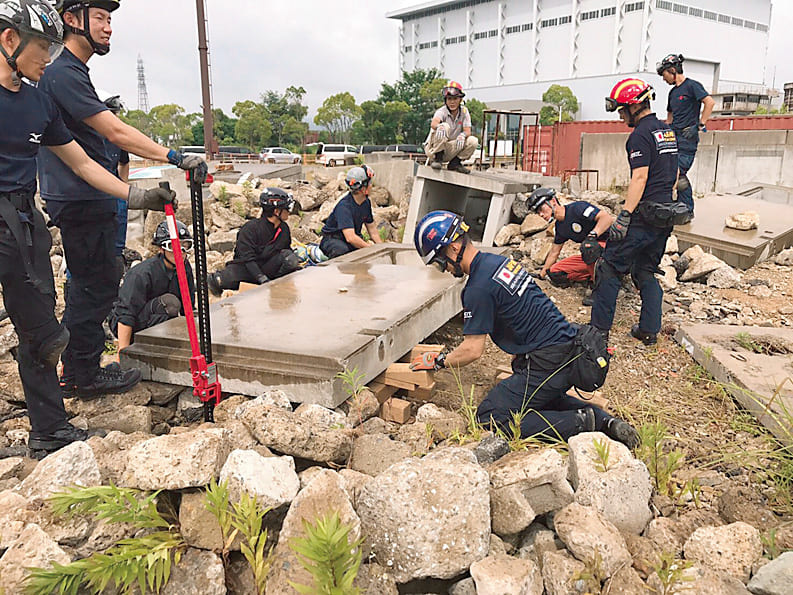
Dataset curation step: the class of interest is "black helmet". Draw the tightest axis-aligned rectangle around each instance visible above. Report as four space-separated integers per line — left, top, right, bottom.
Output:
656 53 684 76
528 187 557 212
153 219 192 252
0 0 64 85
259 187 295 214
56 0 119 56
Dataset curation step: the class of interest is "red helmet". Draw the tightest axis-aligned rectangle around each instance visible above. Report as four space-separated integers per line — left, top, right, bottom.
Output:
442 81 465 99
605 78 655 112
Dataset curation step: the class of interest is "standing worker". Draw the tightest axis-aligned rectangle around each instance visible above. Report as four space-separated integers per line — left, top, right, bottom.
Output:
98 91 130 268
410 211 638 447
423 81 479 174
39 0 208 399
0 0 174 452
594 79 690 346
657 54 715 214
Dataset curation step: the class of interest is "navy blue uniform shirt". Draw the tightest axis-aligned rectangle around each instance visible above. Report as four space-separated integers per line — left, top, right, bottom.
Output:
667 78 709 131
37 48 114 207
626 114 678 204
462 252 577 354
322 192 374 237
0 81 72 193
554 201 606 244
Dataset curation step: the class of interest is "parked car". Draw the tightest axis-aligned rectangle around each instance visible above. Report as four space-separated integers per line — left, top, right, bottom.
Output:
316 144 359 167
385 144 424 154
259 147 302 164
359 144 387 154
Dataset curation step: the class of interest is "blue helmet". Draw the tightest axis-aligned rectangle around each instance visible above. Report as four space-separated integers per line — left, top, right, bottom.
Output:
414 210 470 275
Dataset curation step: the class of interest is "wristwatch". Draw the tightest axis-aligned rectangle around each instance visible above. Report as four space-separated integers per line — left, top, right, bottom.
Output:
435 352 447 370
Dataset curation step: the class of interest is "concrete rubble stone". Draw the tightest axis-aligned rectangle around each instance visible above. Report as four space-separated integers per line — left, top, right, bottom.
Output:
240 401 353 464
369 185 391 207
495 223 522 246
684 521 763 582
349 433 412 476
213 394 250 422
489 533 509 557
338 467 373 503
448 577 477 595
622 532 662 578
207 229 238 252
179 489 229 552
553 502 632 578
683 244 705 261
707 266 743 289
472 434 510 465
161 548 226 595
488 449 574 537
681 253 728 282
568 432 652 534
0 455 23 480
356 562 399 594
541 549 586 595
319 194 343 222
209 201 246 231
121 428 232 490
531 237 553 265
673 254 690 277
602 565 647 595
665 234 679 254
521 214 549 236
235 389 293 419
517 522 561 565
209 180 245 200
647 563 751 594
749 284 773 298
345 388 379 427
356 447 490 582
89 404 152 434
74 517 139 559
469 555 543 595
266 469 360 595
747 550 793 595
774 247 793 266
415 403 466 440
86 431 151 485
16 441 100 499
374 204 400 221
217 419 259 451
294 402 348 429
725 211 760 231
219 449 300 508
0 489 27 548
294 185 328 211
659 266 678 291
0 523 71 594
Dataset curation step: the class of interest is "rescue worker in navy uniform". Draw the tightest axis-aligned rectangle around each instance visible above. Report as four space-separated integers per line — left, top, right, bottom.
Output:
529 187 613 305
109 220 195 352
39 0 208 399
410 211 638 447
99 92 130 265
319 165 382 259
594 79 686 346
0 0 174 453
657 54 715 214
207 188 300 295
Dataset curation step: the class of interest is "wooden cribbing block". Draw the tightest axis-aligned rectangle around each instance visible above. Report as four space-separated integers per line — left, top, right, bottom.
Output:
373 372 416 391
385 363 434 389
408 344 446 362
495 372 511 383
567 389 610 411
407 381 436 402
380 397 412 424
368 381 398 405
238 282 258 293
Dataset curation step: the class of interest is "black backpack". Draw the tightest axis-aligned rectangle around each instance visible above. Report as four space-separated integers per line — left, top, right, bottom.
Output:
567 324 610 391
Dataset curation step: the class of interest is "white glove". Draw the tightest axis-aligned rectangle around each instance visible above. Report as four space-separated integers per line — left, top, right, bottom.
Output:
455 134 466 151
434 126 447 142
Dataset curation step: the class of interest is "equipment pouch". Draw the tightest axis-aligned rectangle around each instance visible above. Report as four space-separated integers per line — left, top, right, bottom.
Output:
637 201 693 228
567 324 610 392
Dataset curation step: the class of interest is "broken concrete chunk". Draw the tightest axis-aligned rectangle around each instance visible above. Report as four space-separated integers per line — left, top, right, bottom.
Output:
494 223 522 247
680 253 727 282
470 555 543 595
683 521 762 583
707 266 743 289
725 211 759 231
16 441 101 500
219 450 299 509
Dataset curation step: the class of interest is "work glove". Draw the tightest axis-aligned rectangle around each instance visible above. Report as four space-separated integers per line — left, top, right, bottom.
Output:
167 150 209 184
580 233 603 265
680 125 698 140
255 274 270 285
127 186 176 211
434 126 448 142
608 210 631 242
409 351 446 372
455 134 466 151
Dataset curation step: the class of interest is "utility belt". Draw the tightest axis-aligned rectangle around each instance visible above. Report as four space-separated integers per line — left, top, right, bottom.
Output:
0 187 35 212
512 339 576 375
635 200 693 229
0 188 53 295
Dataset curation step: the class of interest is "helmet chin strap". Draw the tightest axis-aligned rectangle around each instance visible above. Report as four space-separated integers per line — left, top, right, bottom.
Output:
67 5 110 56
451 235 467 278
0 38 30 87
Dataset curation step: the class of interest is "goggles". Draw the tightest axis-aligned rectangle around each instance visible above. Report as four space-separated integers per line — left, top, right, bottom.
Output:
162 238 193 253
605 97 623 113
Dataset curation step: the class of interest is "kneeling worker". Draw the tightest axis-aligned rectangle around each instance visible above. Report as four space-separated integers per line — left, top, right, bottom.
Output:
109 220 195 352
319 165 382 259
410 210 638 447
424 81 479 174
208 188 300 295
530 187 613 305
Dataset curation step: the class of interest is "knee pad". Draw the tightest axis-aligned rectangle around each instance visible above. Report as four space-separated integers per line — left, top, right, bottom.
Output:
37 324 70 368
546 270 572 288
677 172 691 194
159 293 182 317
593 259 620 291
630 265 655 290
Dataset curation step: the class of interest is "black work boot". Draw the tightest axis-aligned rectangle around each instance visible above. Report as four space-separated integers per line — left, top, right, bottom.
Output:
207 272 222 297
630 324 657 346
604 418 639 449
447 156 470 174
76 366 142 400
582 289 594 307
28 422 88 455
428 152 444 170
576 407 597 433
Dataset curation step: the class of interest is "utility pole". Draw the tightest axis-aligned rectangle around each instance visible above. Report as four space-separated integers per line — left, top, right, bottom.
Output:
196 0 215 159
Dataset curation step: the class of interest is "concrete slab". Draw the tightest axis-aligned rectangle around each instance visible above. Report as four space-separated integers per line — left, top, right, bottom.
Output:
210 163 302 183
676 324 793 445
674 194 793 269
735 183 793 207
121 244 468 407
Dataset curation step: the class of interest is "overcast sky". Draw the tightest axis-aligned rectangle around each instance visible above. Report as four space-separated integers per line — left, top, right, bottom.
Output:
87 0 793 120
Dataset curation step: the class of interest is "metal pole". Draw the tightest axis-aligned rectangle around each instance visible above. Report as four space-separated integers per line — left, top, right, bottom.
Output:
492 112 500 169
196 0 215 159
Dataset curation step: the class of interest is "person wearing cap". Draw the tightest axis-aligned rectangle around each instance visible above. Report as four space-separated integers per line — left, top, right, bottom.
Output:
657 53 714 214
319 165 382 259
207 188 300 295
423 80 479 174
108 219 195 352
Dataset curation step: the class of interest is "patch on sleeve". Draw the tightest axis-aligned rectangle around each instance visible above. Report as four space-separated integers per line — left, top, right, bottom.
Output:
653 129 678 154
582 206 595 218
492 258 533 296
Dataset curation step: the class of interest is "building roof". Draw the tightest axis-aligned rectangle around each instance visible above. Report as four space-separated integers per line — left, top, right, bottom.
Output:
386 0 490 21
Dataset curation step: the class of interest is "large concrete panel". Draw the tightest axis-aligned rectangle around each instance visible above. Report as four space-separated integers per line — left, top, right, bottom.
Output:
121 244 470 407
714 145 785 193
580 133 630 189
688 145 718 195
676 324 793 446
711 130 789 146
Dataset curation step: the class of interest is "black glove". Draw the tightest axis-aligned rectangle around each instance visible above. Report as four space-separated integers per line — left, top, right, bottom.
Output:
255 274 270 285
168 150 209 184
608 210 631 242
127 186 176 211
580 234 602 265
680 125 698 140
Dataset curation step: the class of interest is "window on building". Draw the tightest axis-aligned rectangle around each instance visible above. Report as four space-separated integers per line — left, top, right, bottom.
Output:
418 42 432 49
718 14 730 24
736 94 747 103
656 0 673 11
748 95 760 103
488 29 498 37
541 18 558 27
672 4 687 15
505 25 521 34
581 10 599 21
473 31 486 39
600 7 616 17
757 23 768 32
731 17 743 26
559 15 572 24
404 45 412 53
625 2 645 13
723 95 733 108
704 10 717 20
688 7 702 17
522 23 533 31
430 40 438 47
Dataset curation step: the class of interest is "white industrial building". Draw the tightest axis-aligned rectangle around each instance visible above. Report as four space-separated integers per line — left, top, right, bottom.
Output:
387 0 774 120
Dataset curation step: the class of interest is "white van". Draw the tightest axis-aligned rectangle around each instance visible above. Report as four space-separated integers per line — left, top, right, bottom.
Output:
316 144 358 167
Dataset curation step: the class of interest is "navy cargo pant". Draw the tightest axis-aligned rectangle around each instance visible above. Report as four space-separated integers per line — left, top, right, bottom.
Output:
476 342 612 442
320 234 355 259
591 220 671 335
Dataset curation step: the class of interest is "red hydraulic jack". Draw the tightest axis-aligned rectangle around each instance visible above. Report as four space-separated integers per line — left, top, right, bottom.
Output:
160 177 221 422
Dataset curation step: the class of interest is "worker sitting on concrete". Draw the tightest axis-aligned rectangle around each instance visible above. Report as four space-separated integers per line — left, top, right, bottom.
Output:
529 187 614 306
424 81 479 174
208 188 300 295
410 210 639 448
108 220 195 352
319 165 383 259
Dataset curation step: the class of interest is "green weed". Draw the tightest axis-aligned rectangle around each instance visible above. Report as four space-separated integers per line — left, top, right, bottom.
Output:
651 551 693 595
378 226 390 242
592 437 612 473
335 366 366 398
572 547 605 593
636 420 685 496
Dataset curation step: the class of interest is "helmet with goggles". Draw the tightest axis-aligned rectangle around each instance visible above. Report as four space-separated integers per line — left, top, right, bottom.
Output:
0 0 64 85
605 78 655 113
442 80 465 99
153 219 192 253
259 187 295 215
414 210 470 278
345 165 374 193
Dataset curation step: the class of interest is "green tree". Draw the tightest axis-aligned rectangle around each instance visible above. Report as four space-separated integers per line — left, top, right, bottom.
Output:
465 97 488 135
351 99 411 145
314 92 362 144
147 104 196 146
378 68 446 143
119 109 154 138
540 84 579 125
261 85 309 146
232 100 272 150
755 104 788 115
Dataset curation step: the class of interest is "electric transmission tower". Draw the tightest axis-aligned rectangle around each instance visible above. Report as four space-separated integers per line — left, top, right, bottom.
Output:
137 54 149 113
